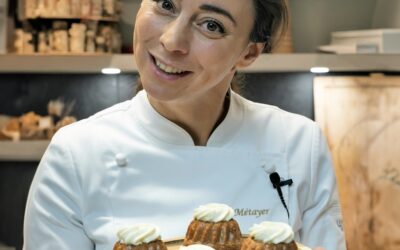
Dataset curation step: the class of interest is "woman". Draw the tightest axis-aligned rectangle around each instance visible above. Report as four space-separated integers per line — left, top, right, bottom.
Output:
24 0 345 250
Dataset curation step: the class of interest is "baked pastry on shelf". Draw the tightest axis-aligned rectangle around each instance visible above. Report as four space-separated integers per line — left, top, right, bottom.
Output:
114 223 168 250
183 203 242 250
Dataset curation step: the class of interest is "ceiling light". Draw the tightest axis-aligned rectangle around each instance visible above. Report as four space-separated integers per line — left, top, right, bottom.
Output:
101 68 121 74
310 67 330 74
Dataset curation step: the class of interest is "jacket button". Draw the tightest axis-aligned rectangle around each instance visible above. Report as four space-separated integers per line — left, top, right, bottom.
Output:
115 153 127 167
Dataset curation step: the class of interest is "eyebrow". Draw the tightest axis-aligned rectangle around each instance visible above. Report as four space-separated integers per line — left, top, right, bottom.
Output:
199 4 237 26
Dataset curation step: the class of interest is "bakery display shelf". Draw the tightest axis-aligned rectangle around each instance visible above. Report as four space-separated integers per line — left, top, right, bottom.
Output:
0 54 136 73
245 53 400 73
0 140 49 161
10 52 113 55
1 53 400 73
25 15 119 22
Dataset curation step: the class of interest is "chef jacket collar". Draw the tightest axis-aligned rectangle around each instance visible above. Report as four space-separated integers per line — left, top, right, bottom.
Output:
133 89 244 147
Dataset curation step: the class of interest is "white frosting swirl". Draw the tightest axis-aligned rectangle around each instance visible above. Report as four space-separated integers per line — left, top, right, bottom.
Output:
249 221 294 244
180 244 216 250
117 224 161 245
193 203 234 222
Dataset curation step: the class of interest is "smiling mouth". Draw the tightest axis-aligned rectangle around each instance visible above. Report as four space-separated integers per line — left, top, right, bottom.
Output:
150 55 191 76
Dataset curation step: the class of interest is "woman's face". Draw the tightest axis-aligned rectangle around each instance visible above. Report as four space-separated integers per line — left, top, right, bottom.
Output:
134 0 258 104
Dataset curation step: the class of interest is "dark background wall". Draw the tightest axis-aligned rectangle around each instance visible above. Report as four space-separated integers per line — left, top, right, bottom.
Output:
0 73 315 119
0 72 315 249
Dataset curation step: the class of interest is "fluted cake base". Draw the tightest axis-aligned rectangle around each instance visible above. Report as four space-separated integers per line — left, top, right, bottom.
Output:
183 220 242 250
241 237 298 250
114 240 168 250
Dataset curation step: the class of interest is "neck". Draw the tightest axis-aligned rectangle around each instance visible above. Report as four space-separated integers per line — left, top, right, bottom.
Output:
148 87 231 146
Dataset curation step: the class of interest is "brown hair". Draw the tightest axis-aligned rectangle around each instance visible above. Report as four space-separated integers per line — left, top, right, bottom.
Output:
250 0 289 53
136 0 289 94
230 0 289 93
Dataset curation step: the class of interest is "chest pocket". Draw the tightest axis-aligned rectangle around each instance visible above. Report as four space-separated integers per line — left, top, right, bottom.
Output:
105 147 290 243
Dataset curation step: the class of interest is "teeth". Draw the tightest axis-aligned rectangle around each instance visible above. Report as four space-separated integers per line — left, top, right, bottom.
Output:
155 58 184 74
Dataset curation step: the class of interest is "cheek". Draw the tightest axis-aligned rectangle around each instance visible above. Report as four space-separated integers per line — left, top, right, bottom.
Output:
134 11 164 46
193 39 239 74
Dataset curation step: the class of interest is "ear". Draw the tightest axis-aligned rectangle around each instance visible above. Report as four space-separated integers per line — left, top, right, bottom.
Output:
235 42 265 68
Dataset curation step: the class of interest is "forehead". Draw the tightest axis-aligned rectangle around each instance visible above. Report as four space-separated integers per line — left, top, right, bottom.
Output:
181 0 254 16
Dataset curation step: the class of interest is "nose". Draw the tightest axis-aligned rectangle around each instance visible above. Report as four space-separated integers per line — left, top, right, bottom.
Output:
159 18 190 54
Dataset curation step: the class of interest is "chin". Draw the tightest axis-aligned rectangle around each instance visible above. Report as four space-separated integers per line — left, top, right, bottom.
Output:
142 81 184 103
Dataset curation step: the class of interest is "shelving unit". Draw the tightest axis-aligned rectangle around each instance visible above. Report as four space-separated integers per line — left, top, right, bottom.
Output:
26 15 119 22
1 53 400 73
1 52 400 161
13 0 123 55
0 141 49 161
0 53 135 73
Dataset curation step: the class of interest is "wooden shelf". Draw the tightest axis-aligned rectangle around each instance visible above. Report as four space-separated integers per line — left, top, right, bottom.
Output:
244 53 400 73
25 15 119 22
1 53 400 73
0 54 136 73
0 141 49 161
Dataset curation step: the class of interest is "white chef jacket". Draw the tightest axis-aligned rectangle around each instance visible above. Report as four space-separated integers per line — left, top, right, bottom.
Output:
23 90 346 250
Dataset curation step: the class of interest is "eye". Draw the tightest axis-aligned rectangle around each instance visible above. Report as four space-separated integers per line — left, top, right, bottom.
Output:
154 0 175 13
200 19 226 35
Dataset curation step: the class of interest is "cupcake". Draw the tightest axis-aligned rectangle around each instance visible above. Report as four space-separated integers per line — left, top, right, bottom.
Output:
183 203 242 250
114 223 168 250
241 221 311 250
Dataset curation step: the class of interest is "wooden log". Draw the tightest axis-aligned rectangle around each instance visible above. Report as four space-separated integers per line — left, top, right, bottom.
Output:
314 76 400 250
